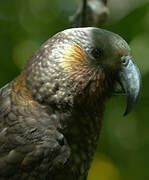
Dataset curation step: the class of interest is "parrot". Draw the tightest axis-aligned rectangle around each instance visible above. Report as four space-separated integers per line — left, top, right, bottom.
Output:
0 27 141 180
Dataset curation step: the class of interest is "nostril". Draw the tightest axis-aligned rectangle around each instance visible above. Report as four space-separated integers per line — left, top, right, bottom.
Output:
121 56 129 66
122 58 127 64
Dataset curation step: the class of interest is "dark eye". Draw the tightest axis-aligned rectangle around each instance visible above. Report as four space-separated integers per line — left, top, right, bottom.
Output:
91 48 104 59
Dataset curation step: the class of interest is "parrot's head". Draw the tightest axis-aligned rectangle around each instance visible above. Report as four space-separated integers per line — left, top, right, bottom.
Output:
25 27 141 115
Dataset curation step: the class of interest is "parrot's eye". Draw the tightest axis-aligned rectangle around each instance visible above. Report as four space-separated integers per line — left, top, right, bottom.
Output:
90 48 103 59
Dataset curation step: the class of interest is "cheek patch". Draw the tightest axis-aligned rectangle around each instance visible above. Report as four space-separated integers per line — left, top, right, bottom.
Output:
60 42 89 72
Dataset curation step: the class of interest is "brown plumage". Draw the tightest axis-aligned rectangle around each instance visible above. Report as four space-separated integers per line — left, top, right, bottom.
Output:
0 27 141 180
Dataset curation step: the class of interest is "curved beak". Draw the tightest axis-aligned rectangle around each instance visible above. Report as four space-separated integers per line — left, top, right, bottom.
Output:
116 56 141 116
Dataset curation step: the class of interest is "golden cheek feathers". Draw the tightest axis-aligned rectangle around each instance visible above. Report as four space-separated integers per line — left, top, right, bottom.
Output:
60 42 89 72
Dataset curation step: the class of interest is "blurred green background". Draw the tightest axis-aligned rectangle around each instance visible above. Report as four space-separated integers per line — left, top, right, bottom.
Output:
0 0 149 179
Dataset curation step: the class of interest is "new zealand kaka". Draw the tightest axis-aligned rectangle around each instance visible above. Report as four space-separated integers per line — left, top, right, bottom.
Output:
0 27 141 180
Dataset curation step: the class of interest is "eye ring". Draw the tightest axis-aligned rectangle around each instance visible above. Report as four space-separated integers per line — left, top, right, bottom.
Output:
90 47 104 59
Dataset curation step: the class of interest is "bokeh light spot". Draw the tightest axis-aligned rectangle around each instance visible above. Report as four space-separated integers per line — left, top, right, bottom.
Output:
88 153 120 180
